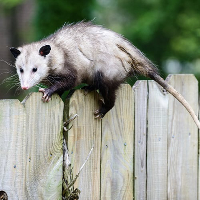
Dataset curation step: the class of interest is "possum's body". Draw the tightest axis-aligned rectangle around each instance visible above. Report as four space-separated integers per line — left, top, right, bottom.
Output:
10 21 200 128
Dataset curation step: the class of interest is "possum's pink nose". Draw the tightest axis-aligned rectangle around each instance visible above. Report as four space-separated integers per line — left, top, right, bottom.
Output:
22 86 29 90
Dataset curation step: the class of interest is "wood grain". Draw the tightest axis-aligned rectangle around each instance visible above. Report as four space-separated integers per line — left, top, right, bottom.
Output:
101 84 134 200
133 80 148 200
67 90 101 200
0 76 198 200
167 75 198 200
147 81 168 200
0 93 63 200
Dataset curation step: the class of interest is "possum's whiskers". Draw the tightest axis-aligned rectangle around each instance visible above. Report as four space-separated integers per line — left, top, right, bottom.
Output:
14 85 22 96
1 73 19 85
0 59 15 68
0 72 20 95
6 82 20 94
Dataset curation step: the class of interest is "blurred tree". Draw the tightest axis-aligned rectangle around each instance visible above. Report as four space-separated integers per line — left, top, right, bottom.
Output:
0 0 35 99
119 0 200 64
0 0 25 47
0 0 24 8
34 0 95 40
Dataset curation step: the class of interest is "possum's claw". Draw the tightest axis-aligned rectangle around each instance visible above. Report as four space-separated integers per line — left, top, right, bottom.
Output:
39 88 52 102
94 110 104 119
94 98 106 119
99 98 105 104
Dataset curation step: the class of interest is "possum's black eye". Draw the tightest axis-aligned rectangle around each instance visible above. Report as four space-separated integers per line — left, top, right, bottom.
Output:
32 68 37 72
20 68 24 73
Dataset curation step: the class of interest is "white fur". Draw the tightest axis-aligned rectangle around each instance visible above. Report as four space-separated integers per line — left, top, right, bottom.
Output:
14 22 151 89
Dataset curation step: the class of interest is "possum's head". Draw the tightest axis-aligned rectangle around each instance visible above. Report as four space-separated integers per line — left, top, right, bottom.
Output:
10 45 51 90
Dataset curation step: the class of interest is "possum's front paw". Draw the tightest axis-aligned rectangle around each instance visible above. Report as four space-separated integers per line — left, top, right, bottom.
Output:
39 88 52 102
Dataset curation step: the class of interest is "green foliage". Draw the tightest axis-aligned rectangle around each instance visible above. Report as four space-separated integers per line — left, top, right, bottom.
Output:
0 0 24 8
121 0 199 65
34 0 95 40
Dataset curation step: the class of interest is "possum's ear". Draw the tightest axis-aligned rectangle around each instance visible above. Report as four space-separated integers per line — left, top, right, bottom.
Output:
39 45 51 57
10 47 21 58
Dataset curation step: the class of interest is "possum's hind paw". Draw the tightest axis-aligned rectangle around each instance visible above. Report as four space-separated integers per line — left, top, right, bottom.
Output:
39 88 52 102
94 110 104 119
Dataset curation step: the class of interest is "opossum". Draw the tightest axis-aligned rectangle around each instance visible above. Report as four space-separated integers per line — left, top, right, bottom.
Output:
10 21 200 128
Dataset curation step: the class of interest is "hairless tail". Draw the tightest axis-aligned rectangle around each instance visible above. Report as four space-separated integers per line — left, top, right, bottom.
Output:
149 72 200 129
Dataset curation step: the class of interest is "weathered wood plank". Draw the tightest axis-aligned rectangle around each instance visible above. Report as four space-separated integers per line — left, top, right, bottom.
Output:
147 81 168 200
67 90 101 200
167 75 198 200
101 84 134 200
199 123 200 200
0 93 63 200
133 80 148 200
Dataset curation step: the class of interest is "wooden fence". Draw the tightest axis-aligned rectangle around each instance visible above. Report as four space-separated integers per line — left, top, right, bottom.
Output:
0 74 199 200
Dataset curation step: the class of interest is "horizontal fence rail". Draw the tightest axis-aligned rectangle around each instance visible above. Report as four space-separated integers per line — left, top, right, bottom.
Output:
0 74 199 200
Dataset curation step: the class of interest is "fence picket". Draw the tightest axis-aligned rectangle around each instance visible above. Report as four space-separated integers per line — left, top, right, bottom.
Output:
147 81 168 200
167 74 198 200
0 93 63 199
101 84 134 200
67 91 101 200
133 80 148 200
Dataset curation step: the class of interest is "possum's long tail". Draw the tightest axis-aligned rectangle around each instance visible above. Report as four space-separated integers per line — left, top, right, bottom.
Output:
117 43 200 129
149 72 200 129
